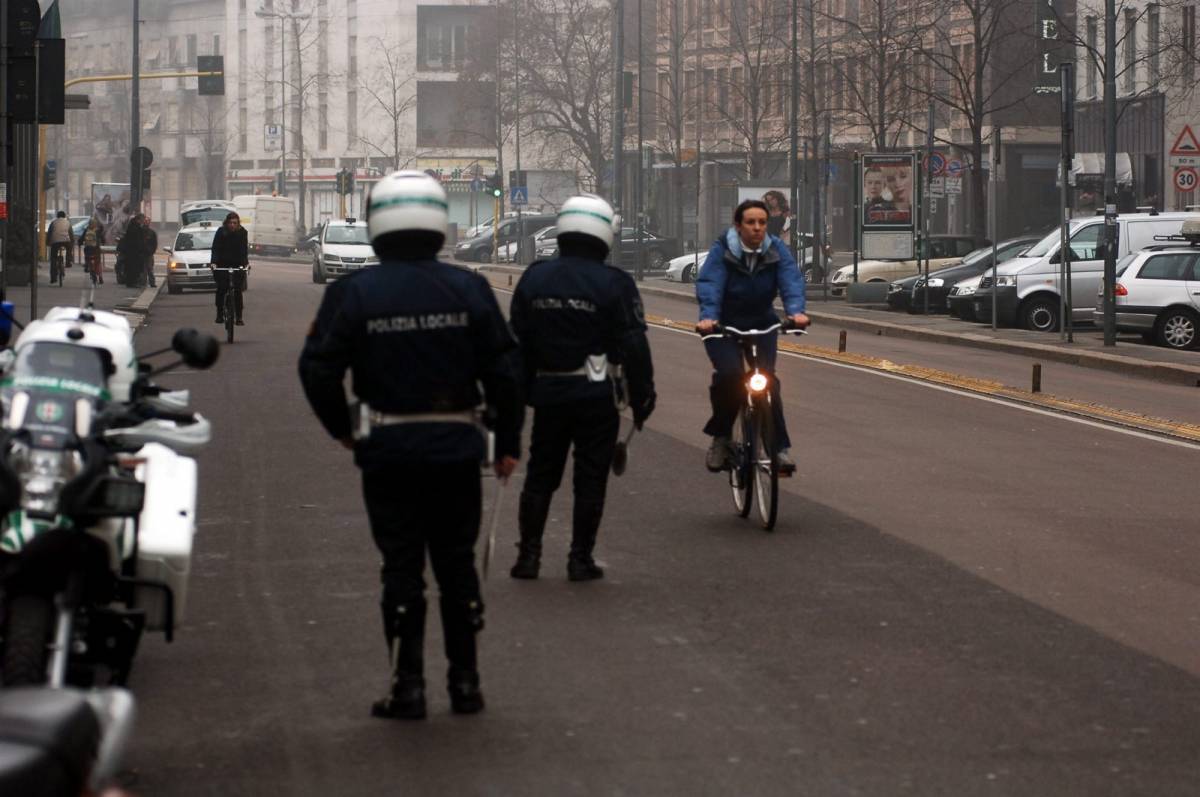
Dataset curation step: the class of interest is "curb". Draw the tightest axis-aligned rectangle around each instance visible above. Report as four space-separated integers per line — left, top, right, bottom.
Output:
115 282 164 334
475 264 1200 388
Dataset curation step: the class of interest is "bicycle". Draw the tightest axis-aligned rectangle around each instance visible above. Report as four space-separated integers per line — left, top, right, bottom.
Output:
212 265 248 344
49 244 67 286
699 319 807 531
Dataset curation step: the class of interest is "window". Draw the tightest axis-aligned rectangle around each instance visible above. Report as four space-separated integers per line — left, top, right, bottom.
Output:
214 34 221 55
1086 17 1098 98
347 91 357 142
1148 5 1160 84
1123 9 1137 94
1068 223 1106 261
1137 253 1194 280
186 34 197 68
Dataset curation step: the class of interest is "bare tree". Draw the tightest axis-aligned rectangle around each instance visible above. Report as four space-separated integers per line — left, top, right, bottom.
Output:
193 96 233 198
356 35 418 171
917 0 1042 240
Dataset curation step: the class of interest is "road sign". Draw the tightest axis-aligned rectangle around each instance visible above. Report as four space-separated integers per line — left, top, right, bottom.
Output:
1174 167 1198 192
945 176 963 195
1171 125 1200 156
264 124 282 150
929 177 945 197
923 152 947 176
946 158 965 177
510 186 528 206
470 177 483 192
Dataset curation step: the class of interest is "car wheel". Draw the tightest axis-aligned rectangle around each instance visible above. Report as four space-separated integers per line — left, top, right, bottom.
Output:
313 261 326 284
1020 296 1060 332
1155 307 1200 350
683 264 695 283
473 247 491 262
803 265 825 284
646 249 666 270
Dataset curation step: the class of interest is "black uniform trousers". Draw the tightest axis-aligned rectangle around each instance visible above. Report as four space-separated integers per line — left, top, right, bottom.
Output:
361 460 482 610
525 397 620 503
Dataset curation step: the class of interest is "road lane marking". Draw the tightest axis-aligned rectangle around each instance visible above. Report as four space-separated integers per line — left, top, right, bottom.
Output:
487 281 1200 449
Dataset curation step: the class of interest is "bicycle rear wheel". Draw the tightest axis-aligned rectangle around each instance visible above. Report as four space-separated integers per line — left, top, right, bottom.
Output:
753 396 779 531
729 405 753 518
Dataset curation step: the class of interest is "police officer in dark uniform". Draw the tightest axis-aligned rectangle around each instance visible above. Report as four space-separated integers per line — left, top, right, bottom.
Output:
509 194 655 581
299 171 523 720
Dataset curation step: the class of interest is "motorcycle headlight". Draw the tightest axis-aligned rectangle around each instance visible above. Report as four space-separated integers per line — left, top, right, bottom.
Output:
16 447 80 515
926 278 944 288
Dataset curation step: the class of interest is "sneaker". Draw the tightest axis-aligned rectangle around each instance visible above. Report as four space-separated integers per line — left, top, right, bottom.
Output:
705 436 732 472
777 449 796 476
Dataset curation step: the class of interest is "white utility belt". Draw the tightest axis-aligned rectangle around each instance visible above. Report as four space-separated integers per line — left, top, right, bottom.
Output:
353 404 478 441
537 353 613 382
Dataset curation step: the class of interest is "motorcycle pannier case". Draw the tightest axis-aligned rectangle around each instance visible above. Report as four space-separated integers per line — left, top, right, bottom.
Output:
132 443 198 631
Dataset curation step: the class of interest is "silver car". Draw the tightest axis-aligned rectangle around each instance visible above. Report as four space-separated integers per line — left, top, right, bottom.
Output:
1093 247 1200 350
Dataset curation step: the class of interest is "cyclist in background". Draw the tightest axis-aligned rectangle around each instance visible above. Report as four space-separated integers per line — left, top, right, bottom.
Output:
696 199 809 474
211 212 249 325
46 211 74 283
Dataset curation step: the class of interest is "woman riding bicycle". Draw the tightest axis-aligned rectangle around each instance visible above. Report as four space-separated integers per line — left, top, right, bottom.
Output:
211 211 249 326
696 199 809 474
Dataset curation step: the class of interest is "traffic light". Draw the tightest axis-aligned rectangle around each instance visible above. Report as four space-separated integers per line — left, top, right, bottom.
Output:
335 170 345 194
198 55 225 96
335 168 356 195
487 172 502 198
345 170 355 196
43 160 57 190
131 146 153 191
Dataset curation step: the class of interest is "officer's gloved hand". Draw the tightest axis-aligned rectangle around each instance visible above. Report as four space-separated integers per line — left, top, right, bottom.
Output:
633 392 656 431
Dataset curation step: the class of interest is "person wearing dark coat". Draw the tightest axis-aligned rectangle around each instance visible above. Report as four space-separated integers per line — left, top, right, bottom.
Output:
210 211 250 324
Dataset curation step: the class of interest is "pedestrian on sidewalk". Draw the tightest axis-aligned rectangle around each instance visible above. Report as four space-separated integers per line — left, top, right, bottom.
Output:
140 217 158 288
299 171 523 720
116 215 148 287
508 194 656 582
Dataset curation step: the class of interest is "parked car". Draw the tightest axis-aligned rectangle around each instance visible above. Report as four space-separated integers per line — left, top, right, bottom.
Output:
972 211 1200 332
612 228 681 271
1093 229 1200 350
164 221 219 294
888 236 1041 312
455 214 557 262
312 217 377 283
830 234 985 296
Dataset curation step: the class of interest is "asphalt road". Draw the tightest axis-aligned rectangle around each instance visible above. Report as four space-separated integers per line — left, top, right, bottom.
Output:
122 259 1200 796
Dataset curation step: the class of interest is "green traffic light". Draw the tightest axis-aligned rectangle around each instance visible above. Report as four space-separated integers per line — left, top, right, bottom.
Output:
492 189 502 198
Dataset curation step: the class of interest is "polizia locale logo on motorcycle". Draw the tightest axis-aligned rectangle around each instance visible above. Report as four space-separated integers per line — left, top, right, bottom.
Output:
34 400 64 424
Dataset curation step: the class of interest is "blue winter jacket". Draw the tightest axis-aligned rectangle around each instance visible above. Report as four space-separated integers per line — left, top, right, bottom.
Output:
695 228 806 327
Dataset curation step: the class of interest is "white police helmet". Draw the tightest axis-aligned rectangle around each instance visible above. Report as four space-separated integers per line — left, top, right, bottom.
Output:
366 170 449 243
556 194 619 250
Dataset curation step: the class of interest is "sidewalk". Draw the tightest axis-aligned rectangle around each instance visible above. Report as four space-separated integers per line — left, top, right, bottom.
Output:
474 262 1200 387
2 259 163 331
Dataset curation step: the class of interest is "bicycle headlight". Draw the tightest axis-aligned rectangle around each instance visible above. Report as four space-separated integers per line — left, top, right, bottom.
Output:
748 372 769 393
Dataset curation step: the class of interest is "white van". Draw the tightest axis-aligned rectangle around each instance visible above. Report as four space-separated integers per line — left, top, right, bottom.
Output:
972 211 1200 332
232 195 297 256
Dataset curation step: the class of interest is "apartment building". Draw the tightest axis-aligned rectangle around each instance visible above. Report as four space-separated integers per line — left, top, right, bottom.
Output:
224 0 503 229
54 0 227 222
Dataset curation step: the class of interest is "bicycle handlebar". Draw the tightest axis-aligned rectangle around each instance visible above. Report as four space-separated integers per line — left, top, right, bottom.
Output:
697 320 809 341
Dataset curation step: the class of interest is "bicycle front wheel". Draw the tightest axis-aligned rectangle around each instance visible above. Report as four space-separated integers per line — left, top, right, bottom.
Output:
729 405 753 518
753 395 779 531
224 291 235 343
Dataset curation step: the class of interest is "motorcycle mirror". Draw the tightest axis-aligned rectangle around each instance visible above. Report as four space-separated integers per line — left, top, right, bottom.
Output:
171 328 220 369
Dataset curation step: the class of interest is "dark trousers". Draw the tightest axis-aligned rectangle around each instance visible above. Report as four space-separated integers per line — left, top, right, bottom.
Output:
703 334 791 449
524 398 619 504
49 243 71 268
144 255 156 287
361 461 483 613
214 270 245 318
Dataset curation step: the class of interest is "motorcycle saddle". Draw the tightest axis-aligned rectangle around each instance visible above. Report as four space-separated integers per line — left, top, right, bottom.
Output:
0 687 99 797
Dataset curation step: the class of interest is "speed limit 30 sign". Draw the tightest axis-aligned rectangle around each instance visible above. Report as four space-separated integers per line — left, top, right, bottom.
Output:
1174 166 1198 192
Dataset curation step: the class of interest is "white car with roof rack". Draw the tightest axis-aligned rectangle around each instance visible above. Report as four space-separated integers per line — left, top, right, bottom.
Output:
312 217 378 284
164 221 220 294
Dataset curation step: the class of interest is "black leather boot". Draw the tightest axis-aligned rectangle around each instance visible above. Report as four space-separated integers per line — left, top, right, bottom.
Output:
371 599 427 720
567 498 605 581
440 597 485 714
510 492 551 579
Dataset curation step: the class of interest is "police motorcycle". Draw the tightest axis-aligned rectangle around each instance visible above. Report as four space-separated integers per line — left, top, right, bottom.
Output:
0 302 219 688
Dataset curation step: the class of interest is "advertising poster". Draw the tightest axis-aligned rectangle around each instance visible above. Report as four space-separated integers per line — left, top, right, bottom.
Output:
736 185 794 240
861 153 916 260
90 182 133 245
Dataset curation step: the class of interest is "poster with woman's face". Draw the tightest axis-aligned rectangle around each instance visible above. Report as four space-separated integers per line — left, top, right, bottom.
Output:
862 154 915 228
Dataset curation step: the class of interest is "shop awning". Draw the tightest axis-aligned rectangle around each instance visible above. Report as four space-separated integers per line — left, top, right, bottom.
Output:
1070 152 1133 185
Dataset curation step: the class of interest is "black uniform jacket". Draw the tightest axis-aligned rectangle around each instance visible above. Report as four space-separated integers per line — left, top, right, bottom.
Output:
298 259 524 470
510 255 654 412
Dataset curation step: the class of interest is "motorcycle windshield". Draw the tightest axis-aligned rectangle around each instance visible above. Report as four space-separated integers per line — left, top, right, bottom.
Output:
2 342 110 446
